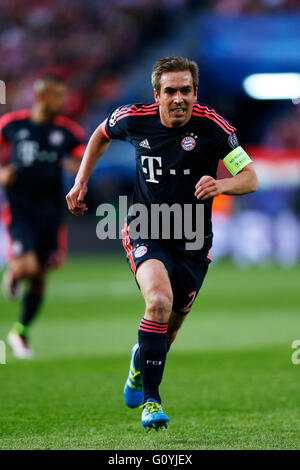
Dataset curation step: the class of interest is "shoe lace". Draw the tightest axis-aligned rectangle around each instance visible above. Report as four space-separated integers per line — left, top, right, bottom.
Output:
140 401 161 413
131 369 142 387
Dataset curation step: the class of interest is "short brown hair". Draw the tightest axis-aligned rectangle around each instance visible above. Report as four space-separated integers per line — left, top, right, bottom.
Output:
152 56 199 94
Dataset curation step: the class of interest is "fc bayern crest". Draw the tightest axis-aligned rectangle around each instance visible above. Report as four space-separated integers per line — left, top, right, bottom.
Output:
181 136 196 151
134 245 148 258
49 130 64 146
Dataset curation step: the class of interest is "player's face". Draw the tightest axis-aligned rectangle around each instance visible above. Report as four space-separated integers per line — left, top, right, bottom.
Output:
154 71 197 128
39 82 67 116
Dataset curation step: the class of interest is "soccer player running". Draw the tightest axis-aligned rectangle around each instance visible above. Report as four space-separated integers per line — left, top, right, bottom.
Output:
0 74 86 358
66 57 258 431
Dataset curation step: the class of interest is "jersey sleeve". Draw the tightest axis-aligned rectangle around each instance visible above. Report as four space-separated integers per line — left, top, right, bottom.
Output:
0 114 13 165
58 117 86 159
213 126 252 176
0 113 12 145
104 105 132 141
68 124 86 159
69 140 86 159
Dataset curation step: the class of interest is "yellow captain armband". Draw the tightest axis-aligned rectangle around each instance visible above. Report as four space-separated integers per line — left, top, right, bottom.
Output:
223 146 252 176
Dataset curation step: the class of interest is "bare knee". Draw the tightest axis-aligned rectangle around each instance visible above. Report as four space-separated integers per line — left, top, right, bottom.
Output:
145 290 173 323
137 259 173 323
11 254 40 280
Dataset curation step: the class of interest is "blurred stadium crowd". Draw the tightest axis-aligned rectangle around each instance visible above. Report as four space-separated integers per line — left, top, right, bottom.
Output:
0 0 189 120
1 0 300 266
262 105 300 149
211 0 299 14
1 0 299 120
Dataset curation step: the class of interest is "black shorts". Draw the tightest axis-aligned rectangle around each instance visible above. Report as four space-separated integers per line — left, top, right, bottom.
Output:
122 223 212 315
6 211 67 268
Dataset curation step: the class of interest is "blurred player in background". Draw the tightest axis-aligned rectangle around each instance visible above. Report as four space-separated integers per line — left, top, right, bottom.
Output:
66 57 258 431
0 74 86 358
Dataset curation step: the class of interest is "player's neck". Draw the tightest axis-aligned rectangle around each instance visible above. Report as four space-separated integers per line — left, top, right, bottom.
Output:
30 105 54 124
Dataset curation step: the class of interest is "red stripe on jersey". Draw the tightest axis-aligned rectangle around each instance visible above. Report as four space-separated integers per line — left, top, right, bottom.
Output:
140 104 159 109
116 111 157 122
194 103 234 122
53 115 85 141
1 203 11 227
126 243 136 276
194 104 236 133
0 109 30 137
70 143 86 159
116 104 158 118
0 141 12 164
122 223 136 276
100 119 111 140
192 111 234 135
117 103 158 112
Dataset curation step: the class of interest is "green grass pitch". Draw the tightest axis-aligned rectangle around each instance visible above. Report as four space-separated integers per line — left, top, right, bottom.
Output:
0 256 300 450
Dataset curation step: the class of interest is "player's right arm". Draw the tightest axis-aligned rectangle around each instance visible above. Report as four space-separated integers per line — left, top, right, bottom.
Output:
66 105 131 216
0 164 17 187
0 113 16 187
66 120 111 216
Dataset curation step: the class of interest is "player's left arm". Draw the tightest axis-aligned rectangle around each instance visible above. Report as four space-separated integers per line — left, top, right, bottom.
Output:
195 126 258 200
195 162 258 200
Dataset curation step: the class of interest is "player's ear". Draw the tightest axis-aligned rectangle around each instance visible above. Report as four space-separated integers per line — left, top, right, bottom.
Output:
193 87 198 103
154 89 160 104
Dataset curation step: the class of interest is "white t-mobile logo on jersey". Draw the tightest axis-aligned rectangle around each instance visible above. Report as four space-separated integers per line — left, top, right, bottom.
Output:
17 141 58 166
141 156 162 183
